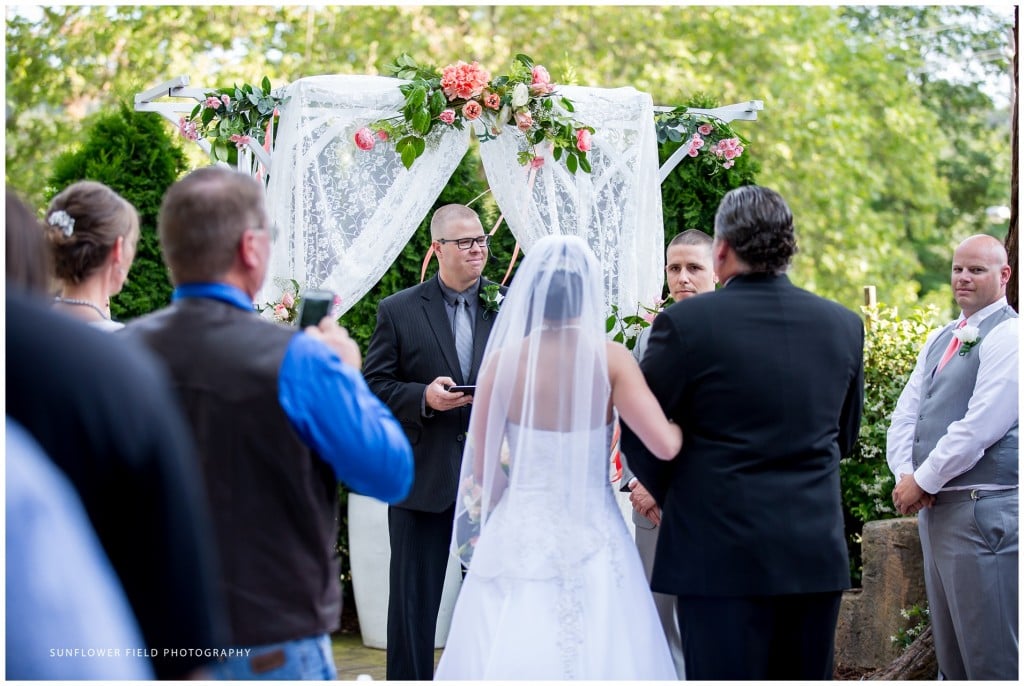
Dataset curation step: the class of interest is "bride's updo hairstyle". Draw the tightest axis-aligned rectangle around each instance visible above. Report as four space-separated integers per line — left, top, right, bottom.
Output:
542 269 583 321
45 181 140 285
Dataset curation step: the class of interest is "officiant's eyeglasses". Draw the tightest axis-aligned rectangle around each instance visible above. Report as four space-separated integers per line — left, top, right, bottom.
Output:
436 235 491 250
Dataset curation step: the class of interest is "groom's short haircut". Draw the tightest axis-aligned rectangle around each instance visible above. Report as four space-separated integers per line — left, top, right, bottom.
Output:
430 204 481 239
158 167 267 285
714 185 798 275
669 229 713 249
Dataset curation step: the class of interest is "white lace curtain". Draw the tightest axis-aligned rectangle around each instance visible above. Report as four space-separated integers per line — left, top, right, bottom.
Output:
263 77 664 317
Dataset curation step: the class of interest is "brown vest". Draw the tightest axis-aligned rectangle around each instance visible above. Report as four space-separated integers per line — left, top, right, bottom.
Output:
122 297 340 645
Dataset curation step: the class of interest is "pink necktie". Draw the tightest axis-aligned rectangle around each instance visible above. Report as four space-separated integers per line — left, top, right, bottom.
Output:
936 320 967 374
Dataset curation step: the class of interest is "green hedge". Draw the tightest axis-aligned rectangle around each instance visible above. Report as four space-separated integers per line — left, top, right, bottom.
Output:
841 303 942 582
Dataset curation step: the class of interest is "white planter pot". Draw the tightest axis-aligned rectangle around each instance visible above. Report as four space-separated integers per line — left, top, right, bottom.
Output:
348 493 463 650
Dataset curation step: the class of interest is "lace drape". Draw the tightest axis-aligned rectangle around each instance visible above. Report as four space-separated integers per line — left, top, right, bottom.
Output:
262 75 470 312
262 79 664 318
477 86 665 315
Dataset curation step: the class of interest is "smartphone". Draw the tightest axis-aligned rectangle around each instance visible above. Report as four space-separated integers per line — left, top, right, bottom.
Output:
446 385 475 395
297 290 334 328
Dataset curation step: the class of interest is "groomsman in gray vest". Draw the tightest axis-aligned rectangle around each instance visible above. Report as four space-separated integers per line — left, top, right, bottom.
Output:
620 229 716 678
887 234 1018 680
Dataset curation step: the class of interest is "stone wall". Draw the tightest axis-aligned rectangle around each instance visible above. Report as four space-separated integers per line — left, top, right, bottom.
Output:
834 517 928 671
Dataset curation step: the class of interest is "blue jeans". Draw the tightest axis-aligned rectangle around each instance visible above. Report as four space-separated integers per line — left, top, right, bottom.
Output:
208 634 336 680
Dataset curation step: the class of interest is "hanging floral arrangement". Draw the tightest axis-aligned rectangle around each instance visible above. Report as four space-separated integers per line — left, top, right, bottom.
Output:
179 77 288 166
353 54 594 173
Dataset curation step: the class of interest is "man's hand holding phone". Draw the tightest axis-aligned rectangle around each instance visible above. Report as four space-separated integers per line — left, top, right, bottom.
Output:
298 291 361 370
425 377 473 412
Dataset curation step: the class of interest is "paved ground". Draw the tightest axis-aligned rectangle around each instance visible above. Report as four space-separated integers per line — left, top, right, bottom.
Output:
331 633 442 681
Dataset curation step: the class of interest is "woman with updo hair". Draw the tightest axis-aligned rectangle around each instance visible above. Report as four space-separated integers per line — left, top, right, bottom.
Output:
46 181 140 331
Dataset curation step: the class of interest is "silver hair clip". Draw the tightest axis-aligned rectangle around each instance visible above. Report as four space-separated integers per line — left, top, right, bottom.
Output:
48 210 75 237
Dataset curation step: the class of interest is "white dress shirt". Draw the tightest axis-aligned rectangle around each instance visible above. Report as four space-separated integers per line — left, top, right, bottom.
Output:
886 296 1019 493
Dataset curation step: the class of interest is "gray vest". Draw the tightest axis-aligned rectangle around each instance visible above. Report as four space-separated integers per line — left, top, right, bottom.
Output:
911 305 1018 487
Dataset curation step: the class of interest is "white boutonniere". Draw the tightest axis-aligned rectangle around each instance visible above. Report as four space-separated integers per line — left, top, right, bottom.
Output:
480 284 504 319
954 324 982 356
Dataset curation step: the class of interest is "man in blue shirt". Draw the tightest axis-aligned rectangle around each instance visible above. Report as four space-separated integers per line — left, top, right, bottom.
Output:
121 166 413 680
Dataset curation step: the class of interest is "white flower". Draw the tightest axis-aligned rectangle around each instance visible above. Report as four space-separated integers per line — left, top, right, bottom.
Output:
954 325 980 344
495 292 505 305
511 82 529 108
47 210 75 237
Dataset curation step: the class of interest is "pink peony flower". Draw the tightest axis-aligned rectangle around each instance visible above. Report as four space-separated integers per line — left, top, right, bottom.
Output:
482 91 501 110
204 96 223 110
221 94 231 107
575 128 592 152
462 100 483 121
698 123 713 136
354 127 376 151
229 133 253 149
178 117 199 141
530 65 555 94
440 60 491 101
438 109 456 125
376 129 389 141
281 292 295 309
514 110 533 131
530 156 545 169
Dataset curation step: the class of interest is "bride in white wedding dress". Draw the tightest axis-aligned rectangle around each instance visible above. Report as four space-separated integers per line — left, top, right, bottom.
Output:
435 235 682 680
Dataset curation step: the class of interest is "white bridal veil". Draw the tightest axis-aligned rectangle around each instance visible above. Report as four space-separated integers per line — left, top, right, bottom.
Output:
452 235 614 578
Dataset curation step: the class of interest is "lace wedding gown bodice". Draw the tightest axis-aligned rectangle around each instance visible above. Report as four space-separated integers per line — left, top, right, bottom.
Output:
436 422 677 680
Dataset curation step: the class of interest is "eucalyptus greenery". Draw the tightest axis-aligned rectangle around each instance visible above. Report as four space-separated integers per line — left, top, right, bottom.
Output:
184 76 287 166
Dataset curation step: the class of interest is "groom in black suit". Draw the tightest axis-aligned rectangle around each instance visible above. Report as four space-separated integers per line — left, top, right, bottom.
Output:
621 185 863 680
363 204 504 680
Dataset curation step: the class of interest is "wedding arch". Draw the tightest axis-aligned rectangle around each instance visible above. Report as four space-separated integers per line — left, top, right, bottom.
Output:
135 72 762 317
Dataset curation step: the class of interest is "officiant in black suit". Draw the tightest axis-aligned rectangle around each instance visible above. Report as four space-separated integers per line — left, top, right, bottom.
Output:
363 204 505 680
621 185 864 680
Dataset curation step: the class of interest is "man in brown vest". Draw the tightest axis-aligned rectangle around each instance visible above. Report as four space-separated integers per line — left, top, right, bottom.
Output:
122 166 413 679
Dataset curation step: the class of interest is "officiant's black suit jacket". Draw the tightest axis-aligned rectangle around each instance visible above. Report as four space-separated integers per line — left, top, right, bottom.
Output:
621 273 863 597
363 274 501 511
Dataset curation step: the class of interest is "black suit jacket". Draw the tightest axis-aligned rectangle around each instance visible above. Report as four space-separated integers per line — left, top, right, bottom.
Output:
363 275 502 512
620 273 863 597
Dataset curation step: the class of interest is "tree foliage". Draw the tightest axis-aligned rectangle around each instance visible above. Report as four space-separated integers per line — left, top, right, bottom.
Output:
45 104 189 320
6 5 1013 315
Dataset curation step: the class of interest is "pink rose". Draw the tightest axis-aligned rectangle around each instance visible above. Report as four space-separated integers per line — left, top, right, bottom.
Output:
273 303 289 321
462 100 483 121
690 134 704 149
281 292 295 309
178 117 199 141
204 96 223 110
440 60 491 101
575 128 592 152
354 127 376 151
514 110 533 131
530 156 545 169
698 123 713 136
687 146 700 158
530 65 554 94
723 160 735 169
438 109 456 125
229 133 252 149
221 94 231 107
376 129 389 141
483 91 501 110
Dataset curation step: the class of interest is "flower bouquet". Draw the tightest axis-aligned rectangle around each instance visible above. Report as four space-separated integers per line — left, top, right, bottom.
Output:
354 53 595 173
654 107 748 173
